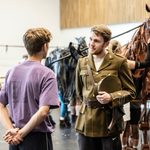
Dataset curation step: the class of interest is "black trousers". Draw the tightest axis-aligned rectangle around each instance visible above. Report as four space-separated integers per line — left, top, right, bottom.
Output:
9 132 53 150
77 133 122 150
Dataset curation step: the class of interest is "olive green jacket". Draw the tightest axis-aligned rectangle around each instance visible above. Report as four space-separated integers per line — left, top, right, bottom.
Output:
75 52 136 137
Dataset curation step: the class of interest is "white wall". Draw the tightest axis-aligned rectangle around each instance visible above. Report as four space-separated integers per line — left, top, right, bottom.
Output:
0 0 60 77
59 22 142 47
0 0 144 78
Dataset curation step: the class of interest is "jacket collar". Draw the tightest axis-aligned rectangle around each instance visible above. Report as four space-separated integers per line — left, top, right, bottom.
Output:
87 51 114 71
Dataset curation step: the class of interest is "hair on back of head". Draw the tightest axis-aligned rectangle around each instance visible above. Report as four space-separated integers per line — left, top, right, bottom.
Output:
23 27 52 56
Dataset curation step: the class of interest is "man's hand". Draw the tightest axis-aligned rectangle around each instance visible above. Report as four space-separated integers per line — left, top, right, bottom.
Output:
9 130 24 145
3 128 23 145
96 91 111 104
3 128 19 142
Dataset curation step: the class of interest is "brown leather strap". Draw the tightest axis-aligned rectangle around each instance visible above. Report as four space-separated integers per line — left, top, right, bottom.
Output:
86 64 98 95
86 64 95 86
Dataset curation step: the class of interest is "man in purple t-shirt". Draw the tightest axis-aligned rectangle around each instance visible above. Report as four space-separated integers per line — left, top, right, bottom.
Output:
0 28 59 150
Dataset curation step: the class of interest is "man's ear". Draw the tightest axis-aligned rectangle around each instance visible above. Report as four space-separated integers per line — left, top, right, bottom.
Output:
44 43 49 49
42 43 47 52
104 41 110 48
43 43 46 49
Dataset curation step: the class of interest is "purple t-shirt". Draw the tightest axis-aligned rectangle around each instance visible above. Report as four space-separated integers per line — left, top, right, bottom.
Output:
0 60 59 133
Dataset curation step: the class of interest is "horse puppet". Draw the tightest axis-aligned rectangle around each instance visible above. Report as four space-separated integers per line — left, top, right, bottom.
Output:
45 37 88 126
119 17 150 150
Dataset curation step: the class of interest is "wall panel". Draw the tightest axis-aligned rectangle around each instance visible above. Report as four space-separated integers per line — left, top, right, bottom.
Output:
60 0 150 29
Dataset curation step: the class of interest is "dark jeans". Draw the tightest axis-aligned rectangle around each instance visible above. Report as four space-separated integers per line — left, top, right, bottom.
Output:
78 133 121 150
9 132 53 150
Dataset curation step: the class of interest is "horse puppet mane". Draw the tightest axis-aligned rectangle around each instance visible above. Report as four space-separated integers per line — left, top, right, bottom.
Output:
121 20 150 78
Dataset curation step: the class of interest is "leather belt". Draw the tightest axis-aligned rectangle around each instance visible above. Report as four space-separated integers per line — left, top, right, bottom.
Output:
84 100 106 109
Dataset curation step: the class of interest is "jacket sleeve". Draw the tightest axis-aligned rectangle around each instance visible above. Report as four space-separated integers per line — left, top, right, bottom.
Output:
110 59 136 107
75 59 83 101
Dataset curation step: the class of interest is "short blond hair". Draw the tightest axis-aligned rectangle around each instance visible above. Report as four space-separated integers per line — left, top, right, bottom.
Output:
23 27 52 56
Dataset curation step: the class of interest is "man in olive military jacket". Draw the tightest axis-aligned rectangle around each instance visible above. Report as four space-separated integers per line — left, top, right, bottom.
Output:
75 24 136 150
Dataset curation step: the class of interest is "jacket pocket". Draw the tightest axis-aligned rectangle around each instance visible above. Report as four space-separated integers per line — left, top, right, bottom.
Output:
80 70 89 90
100 70 118 78
75 104 86 132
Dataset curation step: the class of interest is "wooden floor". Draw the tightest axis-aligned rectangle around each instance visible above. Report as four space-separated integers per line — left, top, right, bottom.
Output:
0 109 149 150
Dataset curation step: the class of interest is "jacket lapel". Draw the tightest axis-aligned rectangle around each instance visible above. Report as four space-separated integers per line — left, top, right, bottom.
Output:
98 52 114 71
87 54 96 70
86 52 114 71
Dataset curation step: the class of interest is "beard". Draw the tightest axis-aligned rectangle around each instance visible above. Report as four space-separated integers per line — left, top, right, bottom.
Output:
89 48 103 55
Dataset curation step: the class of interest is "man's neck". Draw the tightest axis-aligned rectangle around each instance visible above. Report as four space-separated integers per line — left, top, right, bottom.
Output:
92 49 108 61
92 50 108 71
28 55 42 62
